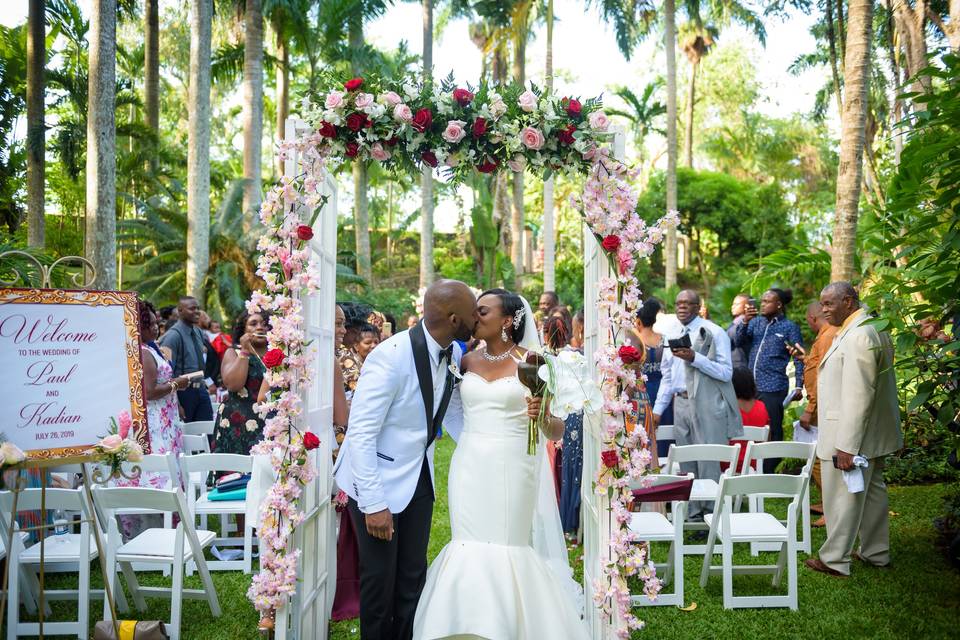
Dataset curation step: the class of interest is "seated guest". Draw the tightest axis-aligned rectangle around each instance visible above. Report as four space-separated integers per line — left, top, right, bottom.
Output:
213 310 269 455
730 367 770 473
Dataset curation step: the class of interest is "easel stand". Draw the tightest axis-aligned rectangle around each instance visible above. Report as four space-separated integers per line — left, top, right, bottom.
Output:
1 455 132 640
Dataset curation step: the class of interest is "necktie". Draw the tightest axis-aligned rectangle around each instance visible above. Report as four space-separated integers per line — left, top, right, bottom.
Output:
439 344 453 364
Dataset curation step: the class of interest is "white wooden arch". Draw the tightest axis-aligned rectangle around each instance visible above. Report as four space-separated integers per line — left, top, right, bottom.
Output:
274 117 339 640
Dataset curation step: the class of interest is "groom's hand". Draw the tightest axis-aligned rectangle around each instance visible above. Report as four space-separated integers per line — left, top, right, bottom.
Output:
365 509 394 541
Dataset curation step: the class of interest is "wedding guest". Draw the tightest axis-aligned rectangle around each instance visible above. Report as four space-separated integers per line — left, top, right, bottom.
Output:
729 367 770 474
207 319 233 359
570 309 585 350
544 315 583 535
355 322 381 362
548 305 573 332
382 313 398 339
338 313 364 403
157 305 178 339
406 314 419 329
727 294 751 369
159 296 214 422
538 291 560 316
735 287 804 472
633 299 673 457
213 310 269 456
806 282 902 578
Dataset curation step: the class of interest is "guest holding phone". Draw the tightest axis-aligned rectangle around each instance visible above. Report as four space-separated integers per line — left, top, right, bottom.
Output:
213 310 269 455
735 287 804 472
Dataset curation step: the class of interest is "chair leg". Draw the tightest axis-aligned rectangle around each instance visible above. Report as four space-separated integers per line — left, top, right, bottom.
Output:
773 542 787 587
170 552 185 640
722 537 734 609
699 527 718 587
121 561 148 611
8 546 20 640
663 541 674 586
78 550 91 639
19 565 38 614
673 537 684 606
195 555 222 617
244 522 253 575
103 537 117 624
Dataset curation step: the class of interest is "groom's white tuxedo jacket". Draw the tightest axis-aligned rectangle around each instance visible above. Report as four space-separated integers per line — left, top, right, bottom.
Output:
334 324 463 515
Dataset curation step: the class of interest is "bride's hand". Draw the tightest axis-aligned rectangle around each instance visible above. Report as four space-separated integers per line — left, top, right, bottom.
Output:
526 397 543 421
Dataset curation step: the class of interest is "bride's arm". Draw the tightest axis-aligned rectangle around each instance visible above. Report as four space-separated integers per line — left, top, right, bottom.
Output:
527 396 565 441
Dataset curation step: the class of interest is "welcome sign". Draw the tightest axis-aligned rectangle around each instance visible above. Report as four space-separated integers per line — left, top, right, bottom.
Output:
0 288 147 459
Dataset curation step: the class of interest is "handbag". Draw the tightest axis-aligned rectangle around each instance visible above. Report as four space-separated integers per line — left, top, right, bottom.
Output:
93 621 168 640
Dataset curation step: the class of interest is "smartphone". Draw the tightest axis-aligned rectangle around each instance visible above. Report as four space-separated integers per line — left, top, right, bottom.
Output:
667 334 692 351
184 371 204 381
382 322 392 335
832 455 841 469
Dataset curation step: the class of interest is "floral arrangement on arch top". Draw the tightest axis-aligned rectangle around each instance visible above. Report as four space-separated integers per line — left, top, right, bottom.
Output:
300 72 614 182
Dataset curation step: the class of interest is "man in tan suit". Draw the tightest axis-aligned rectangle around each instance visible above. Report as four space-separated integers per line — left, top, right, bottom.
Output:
805 282 902 577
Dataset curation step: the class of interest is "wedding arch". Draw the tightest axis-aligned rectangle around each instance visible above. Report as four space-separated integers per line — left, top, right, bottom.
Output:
248 74 679 638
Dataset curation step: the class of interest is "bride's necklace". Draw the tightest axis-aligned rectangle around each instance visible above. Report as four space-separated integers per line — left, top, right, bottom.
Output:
481 346 514 362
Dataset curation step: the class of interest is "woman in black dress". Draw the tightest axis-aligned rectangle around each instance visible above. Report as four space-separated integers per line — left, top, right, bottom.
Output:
213 311 269 455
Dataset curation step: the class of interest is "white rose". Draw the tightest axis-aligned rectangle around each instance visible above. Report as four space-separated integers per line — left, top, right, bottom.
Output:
245 420 259 432
394 103 413 123
518 90 538 113
0 441 26 466
354 92 374 109
325 91 345 110
589 110 610 131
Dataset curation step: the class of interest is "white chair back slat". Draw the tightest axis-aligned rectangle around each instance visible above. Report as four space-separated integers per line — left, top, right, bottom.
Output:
739 425 770 443
179 453 252 477
182 434 211 455
655 424 675 442
183 421 215 437
665 443 741 474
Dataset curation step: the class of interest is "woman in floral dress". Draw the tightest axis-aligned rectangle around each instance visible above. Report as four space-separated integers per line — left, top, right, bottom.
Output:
213 311 269 455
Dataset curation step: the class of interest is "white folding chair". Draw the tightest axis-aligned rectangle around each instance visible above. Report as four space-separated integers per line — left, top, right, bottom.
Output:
699 473 807 610
655 424 675 470
663 443 741 555
0 488 100 639
92 484 221 640
742 441 817 554
628 474 694 607
179 453 255 573
181 435 212 530
724 425 769 481
183 420 215 437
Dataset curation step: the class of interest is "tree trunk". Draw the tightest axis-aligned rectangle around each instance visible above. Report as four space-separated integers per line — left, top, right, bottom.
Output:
187 0 212 305
831 0 874 282
275 27 288 177
510 29 526 283
891 0 931 92
419 0 435 288
542 0 556 291
349 16 372 283
683 55 698 168
26 0 45 248
664 0 679 289
826 0 844 118
946 0 960 50
242 0 264 223
85 0 117 289
145 0 159 170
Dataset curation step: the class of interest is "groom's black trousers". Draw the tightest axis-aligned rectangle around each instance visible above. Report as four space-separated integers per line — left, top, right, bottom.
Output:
348 457 434 640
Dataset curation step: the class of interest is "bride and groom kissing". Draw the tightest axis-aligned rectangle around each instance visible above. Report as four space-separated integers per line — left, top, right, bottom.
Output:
334 280 588 640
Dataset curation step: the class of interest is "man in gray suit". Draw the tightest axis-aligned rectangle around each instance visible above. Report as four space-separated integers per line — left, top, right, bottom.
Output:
805 282 903 577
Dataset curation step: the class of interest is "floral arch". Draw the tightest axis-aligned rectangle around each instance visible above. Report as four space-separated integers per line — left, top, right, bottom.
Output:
247 74 679 634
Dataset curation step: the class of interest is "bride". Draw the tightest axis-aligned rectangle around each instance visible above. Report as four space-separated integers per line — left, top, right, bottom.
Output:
414 289 588 640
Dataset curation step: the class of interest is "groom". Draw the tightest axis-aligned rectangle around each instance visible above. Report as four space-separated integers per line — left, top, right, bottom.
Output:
334 280 477 640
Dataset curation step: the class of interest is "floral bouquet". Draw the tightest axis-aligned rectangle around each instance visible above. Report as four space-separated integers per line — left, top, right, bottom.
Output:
87 411 144 479
0 434 26 469
517 352 548 455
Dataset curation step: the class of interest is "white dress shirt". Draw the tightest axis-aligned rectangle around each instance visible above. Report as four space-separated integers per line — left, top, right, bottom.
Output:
653 316 734 417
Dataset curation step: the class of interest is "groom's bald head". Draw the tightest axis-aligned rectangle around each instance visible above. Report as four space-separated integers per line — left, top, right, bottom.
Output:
422 280 477 345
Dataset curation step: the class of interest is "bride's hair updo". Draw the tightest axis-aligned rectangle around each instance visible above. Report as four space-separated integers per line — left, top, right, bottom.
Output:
480 288 526 344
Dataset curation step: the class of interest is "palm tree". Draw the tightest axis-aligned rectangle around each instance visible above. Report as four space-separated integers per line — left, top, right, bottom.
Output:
349 10 372 283
187 0 212 304
242 0 264 222
144 0 159 170
831 0 874 282
86 0 117 289
265 0 305 176
664 0 678 288
26 0 44 249
509 0 534 278
420 0 435 288
606 80 666 164
542 0 556 291
679 20 716 168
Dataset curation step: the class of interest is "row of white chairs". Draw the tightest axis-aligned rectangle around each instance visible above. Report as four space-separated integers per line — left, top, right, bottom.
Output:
630 438 816 611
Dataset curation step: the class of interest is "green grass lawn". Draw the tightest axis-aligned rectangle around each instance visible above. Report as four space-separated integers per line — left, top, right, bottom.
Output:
7 436 959 639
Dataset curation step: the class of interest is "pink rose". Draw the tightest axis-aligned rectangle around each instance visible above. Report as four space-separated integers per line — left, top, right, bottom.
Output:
380 91 402 106
518 90 538 113
393 103 413 123
324 91 345 110
370 143 391 162
354 92 374 109
441 120 467 144
99 434 124 454
589 110 610 131
117 410 132 439
507 155 526 173
489 95 507 118
520 126 545 150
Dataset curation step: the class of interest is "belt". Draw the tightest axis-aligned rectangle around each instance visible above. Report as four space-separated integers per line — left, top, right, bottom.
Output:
675 391 689 399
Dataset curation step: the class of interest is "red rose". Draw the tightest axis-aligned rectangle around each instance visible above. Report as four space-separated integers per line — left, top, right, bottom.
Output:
303 431 320 451
557 123 577 145
601 449 619 468
345 112 368 132
385 136 399 147
343 77 363 91
472 116 487 138
263 348 286 368
229 411 244 425
318 121 337 138
412 108 433 133
601 234 621 252
476 158 498 174
618 344 642 365
453 87 474 107
345 142 360 158
421 150 439 167
297 225 314 241
565 97 582 116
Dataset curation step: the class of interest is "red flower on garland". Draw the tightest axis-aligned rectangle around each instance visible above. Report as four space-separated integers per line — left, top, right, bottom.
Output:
565 97 582 116
453 88 474 107
477 158 498 174
263 348 286 368
601 234 621 252
343 77 363 91
618 345 642 365
318 121 337 138
345 142 360 158
345 112 368 132
296 225 313 241
303 431 320 451
601 449 619 468
412 108 433 133
557 123 577 145
472 117 488 138
421 150 439 167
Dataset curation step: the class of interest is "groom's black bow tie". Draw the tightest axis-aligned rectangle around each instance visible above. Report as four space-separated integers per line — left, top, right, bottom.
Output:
439 344 454 364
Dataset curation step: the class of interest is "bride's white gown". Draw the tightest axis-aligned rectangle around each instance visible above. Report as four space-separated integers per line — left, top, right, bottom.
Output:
413 372 589 640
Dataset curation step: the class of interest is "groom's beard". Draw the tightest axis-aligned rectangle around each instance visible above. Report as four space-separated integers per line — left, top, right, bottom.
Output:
453 319 474 343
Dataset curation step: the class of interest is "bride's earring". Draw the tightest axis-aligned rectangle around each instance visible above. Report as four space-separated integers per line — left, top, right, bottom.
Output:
501 327 509 342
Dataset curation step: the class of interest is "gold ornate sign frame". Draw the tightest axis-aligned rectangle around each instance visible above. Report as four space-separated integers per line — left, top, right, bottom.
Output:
0 287 148 459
